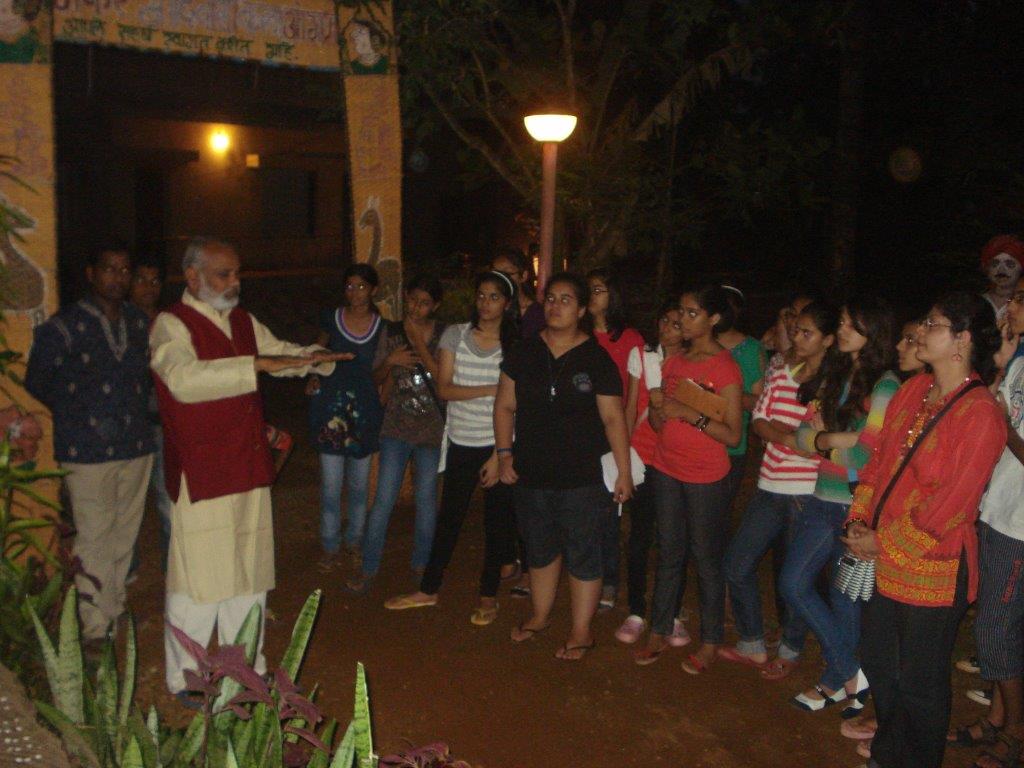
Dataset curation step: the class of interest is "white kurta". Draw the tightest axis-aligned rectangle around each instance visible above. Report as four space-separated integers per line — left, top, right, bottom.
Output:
150 290 332 604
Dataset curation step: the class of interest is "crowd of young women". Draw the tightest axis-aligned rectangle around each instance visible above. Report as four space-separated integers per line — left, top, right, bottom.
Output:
308 249 1023 768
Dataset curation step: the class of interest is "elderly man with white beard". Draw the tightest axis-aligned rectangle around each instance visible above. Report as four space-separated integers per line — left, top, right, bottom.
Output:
151 237 351 707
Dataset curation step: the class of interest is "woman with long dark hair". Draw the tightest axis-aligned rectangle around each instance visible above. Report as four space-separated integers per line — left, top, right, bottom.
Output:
492 246 545 338
345 274 447 593
385 271 519 625
719 301 838 673
586 267 645 611
843 292 1005 768
308 263 384 573
781 297 899 712
633 285 743 673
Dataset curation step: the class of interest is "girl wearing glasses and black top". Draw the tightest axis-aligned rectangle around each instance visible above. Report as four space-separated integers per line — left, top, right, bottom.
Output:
495 272 633 661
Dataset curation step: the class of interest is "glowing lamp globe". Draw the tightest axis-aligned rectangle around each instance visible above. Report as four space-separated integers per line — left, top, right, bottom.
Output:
524 114 577 143
210 130 231 153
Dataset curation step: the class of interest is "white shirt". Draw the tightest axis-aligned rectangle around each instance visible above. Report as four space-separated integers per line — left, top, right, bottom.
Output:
980 356 1024 540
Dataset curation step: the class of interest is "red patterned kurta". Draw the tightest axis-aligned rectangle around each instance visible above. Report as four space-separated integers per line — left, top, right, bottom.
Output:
846 373 1006 606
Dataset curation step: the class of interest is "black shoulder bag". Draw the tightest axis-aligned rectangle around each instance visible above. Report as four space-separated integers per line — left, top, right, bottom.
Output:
833 380 984 602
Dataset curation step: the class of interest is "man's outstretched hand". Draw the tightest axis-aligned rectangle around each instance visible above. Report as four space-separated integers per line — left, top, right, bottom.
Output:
255 351 353 374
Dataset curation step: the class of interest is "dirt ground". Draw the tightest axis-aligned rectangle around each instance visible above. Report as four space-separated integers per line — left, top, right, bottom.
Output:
124 377 986 768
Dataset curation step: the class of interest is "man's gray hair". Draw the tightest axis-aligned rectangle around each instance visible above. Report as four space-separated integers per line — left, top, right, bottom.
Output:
182 237 233 273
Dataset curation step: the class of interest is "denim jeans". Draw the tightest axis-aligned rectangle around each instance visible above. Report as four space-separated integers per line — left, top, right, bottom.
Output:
625 464 658 616
724 489 809 658
649 468 731 642
778 495 861 690
360 436 441 577
319 453 372 554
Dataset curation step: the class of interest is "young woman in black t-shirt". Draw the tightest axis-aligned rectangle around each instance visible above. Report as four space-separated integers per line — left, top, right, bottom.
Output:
495 272 634 661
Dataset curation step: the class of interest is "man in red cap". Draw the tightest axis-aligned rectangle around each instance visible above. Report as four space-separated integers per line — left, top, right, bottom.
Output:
982 235 1024 324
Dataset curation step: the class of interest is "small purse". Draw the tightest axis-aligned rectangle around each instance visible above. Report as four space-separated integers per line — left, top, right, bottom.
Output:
833 380 983 602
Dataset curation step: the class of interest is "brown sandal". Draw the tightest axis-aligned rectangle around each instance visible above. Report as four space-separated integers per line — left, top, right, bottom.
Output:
949 718 1001 748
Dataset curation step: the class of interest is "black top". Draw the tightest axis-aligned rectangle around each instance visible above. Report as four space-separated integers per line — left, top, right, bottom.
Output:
500 334 621 489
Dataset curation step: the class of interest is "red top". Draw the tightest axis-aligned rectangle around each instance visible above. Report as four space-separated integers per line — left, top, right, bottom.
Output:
846 373 1006 606
653 350 742 483
153 302 276 504
594 328 645 396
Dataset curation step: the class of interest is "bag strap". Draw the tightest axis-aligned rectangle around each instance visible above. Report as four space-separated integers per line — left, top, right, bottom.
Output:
868 379 984 530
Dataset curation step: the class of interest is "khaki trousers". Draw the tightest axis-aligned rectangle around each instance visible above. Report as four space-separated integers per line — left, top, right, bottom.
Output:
63 455 154 640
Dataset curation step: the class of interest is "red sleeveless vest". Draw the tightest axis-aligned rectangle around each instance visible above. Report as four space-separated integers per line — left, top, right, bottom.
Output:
153 302 275 503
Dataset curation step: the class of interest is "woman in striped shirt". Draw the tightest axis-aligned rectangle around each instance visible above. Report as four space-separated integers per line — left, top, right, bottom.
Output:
385 272 520 626
719 301 837 675
784 297 899 713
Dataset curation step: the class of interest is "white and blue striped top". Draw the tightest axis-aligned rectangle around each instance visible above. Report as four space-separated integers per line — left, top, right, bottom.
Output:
438 322 502 447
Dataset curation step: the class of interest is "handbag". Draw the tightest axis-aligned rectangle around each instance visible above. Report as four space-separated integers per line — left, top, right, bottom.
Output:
833 379 984 602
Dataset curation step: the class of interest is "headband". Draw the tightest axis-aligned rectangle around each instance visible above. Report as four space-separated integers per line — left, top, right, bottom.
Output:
721 284 745 301
488 270 516 296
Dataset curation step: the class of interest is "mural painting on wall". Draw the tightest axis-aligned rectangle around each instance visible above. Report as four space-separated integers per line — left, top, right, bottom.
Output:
53 0 340 69
0 4 58 506
337 1 402 319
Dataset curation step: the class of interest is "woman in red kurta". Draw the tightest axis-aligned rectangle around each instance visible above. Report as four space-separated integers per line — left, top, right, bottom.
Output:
842 292 1006 768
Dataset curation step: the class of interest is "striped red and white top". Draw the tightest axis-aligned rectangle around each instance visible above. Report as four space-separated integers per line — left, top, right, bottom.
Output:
752 361 820 494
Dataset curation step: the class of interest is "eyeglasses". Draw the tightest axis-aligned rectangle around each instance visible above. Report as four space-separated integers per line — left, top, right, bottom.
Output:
919 317 953 330
589 286 608 295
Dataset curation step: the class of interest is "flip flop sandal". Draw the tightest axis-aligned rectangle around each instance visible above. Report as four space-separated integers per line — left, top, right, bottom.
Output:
383 594 438 611
681 654 710 675
950 718 1001 748
510 622 550 643
556 642 595 661
470 604 499 626
510 585 531 598
716 646 767 669
633 646 666 666
760 657 798 681
841 718 878 741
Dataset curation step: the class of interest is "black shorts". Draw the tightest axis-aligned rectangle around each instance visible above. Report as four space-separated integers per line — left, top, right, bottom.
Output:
513 483 610 581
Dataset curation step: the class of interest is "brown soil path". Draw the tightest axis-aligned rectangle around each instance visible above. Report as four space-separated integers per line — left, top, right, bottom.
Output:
125 378 984 768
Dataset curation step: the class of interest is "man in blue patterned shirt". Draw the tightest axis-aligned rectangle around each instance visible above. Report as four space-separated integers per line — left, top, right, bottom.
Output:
26 244 155 643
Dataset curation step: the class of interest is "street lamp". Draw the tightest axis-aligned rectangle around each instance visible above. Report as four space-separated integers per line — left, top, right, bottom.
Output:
524 113 577 302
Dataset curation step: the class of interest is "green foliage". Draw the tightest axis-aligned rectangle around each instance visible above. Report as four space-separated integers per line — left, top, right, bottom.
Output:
32 587 392 768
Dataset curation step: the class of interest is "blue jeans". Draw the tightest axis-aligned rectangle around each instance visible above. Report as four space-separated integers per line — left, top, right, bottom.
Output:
779 495 861 690
319 453 372 554
724 489 809 658
360 436 441 577
649 468 731 642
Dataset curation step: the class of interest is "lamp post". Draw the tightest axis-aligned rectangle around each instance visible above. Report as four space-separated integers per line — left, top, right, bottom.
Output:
524 113 577 302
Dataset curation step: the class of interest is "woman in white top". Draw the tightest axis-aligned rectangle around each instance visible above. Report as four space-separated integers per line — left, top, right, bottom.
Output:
385 271 520 626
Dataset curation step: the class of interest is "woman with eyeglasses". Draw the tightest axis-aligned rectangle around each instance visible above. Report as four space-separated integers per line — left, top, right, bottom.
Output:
783 297 899 713
495 272 633 660
632 285 743 673
385 271 519 626
843 292 1004 768
307 263 385 573
586 268 645 612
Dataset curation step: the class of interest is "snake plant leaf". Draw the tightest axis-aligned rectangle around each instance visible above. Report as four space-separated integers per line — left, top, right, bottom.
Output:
28 585 84 723
96 639 119 757
328 722 355 768
213 602 262 732
225 736 240 768
35 699 101 768
352 663 373 765
122 735 144 768
232 708 255 765
263 707 283 768
280 589 321 684
173 711 206 767
119 615 137 726
128 707 160 768
307 719 337 768
248 701 275 768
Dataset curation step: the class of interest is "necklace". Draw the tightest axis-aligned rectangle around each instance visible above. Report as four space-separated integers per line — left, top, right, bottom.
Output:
546 347 571 401
902 376 971 454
